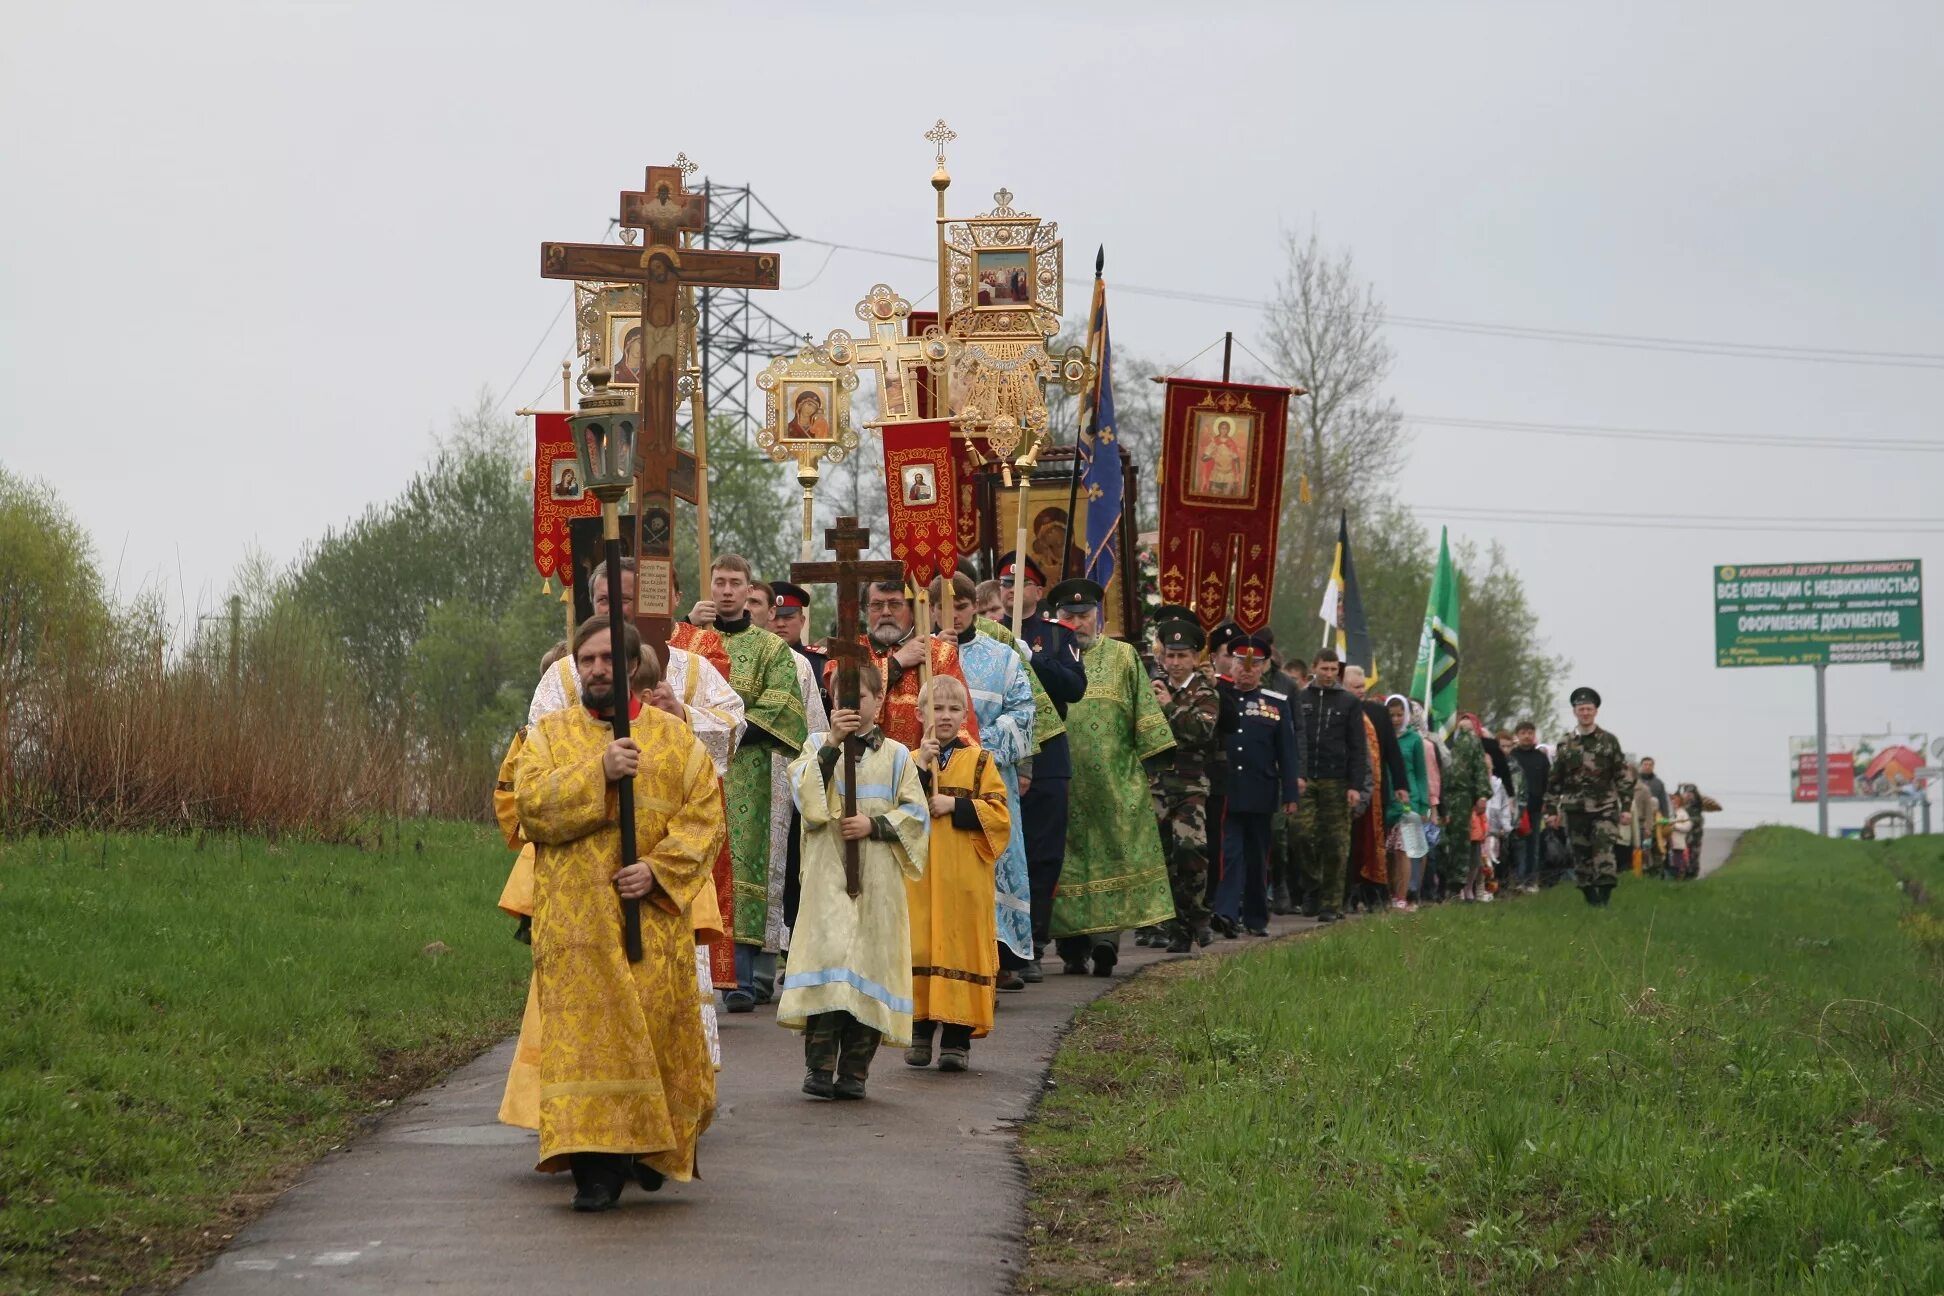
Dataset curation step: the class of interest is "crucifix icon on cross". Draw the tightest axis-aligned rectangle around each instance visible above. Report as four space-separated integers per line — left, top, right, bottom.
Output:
823 284 952 425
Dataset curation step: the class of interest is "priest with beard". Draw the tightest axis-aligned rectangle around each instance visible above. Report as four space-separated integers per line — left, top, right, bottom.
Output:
857 577 978 752
512 614 723 1211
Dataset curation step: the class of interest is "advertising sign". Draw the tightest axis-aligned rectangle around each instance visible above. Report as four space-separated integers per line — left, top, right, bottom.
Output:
1715 559 1923 668
1789 733 1929 801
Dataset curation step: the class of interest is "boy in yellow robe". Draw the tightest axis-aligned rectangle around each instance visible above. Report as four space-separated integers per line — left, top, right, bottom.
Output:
780 666 930 1100
905 676 1011 1073
514 614 725 1213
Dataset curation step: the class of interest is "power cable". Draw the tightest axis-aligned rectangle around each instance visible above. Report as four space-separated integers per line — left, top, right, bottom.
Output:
1410 503 1944 535
1406 413 1944 454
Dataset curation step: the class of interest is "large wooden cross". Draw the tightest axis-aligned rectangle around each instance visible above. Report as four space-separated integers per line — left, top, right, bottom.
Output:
791 516 903 897
541 163 781 652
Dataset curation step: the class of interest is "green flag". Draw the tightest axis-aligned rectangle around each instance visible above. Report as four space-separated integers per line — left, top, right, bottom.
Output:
1409 527 1460 741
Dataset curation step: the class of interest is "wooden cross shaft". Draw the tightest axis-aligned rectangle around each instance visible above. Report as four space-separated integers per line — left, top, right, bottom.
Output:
791 516 903 898
540 163 781 654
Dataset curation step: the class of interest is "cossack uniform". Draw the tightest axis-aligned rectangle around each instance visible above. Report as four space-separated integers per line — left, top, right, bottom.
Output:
1211 633 1303 936
1148 612 1222 953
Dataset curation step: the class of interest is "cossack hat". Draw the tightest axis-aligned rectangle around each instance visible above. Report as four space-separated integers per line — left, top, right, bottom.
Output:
996 552 1047 587
1045 577 1105 611
1569 686 1601 708
1230 633 1273 661
1207 621 1244 654
1156 619 1205 652
771 581 811 612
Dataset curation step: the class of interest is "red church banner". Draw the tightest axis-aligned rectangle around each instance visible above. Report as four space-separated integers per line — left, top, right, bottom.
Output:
909 308 989 557
881 418 959 585
533 412 600 579
1157 378 1292 633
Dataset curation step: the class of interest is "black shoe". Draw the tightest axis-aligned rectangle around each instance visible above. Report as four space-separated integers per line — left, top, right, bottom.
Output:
1062 959 1090 975
569 1155 626 1212
1020 960 1044 983
1596 884 1615 907
1317 910 1342 924
1246 926 1270 938
1133 928 1155 947
724 990 756 1013
996 971 1026 992
1165 933 1192 954
1580 886 1600 906
1196 926 1215 948
633 1162 665 1193
802 1069 836 1099
1091 946 1118 977
833 1074 867 1100
1209 914 1235 937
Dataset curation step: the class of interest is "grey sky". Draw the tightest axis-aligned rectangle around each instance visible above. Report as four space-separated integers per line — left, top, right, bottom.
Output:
4 2 1940 830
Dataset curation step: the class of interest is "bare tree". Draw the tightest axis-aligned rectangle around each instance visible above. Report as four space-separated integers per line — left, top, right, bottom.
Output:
1262 229 1413 647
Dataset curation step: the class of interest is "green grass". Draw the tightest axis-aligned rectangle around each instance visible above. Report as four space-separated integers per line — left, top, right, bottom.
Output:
0 824 531 1295
1023 829 1944 1294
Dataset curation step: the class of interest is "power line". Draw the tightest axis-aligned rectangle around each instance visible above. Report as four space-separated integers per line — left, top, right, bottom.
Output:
1410 503 1944 535
790 236 1944 371
1406 413 1944 454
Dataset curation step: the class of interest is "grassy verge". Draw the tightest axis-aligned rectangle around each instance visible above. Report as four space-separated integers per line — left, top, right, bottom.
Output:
0 824 530 1295
1023 828 1944 1294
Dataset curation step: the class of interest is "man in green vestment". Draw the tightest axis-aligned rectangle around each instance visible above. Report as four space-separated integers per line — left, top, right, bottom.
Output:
1045 579 1176 977
676 553 807 1011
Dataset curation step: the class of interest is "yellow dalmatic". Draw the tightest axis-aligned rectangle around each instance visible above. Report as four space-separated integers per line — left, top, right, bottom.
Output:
514 703 724 1180
908 740 1010 1037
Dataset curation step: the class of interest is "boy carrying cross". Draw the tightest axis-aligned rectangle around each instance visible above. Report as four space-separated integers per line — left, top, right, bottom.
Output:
778 667 930 1100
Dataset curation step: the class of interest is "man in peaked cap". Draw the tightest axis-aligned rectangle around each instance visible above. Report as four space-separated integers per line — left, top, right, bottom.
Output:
1047 578 1177 975
1543 686 1635 906
1148 614 1223 953
1210 633 1303 937
1200 619 1244 911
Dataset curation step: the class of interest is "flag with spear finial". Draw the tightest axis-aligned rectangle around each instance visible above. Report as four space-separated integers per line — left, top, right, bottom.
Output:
1073 246 1122 585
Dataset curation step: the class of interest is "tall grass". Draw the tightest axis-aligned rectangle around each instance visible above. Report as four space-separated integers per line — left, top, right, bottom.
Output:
1024 829 1944 1294
2 600 403 838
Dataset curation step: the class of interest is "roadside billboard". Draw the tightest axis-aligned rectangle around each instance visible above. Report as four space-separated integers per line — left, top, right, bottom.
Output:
1789 733 1930 802
1715 560 1923 668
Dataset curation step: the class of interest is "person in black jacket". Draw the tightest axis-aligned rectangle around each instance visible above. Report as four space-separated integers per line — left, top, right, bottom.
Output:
1293 647 1371 922
997 551 1087 978
1506 719 1551 892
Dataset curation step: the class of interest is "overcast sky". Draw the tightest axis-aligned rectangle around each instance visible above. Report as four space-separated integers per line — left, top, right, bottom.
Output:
4 2 1940 830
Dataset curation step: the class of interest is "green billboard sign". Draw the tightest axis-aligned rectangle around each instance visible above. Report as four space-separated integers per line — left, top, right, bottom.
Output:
1715 559 1924 668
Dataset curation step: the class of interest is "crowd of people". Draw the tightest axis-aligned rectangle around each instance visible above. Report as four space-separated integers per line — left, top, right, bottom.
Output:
490 549 1707 1212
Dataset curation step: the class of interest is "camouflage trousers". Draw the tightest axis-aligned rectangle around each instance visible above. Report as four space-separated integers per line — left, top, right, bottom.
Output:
1295 778 1353 912
803 1010 881 1082
1156 791 1211 937
1563 810 1621 889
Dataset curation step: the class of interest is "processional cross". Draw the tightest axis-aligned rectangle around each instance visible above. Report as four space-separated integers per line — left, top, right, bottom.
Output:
542 164 781 653
791 516 903 898
827 284 950 424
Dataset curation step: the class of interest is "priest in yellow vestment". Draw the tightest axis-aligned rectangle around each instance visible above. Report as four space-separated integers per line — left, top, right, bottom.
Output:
514 614 725 1211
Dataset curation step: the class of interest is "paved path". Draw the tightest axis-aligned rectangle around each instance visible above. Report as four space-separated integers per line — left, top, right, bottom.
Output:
183 918 1317 1296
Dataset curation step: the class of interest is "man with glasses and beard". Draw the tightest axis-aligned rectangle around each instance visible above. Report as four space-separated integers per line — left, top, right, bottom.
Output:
856 578 978 755
1044 579 1177 977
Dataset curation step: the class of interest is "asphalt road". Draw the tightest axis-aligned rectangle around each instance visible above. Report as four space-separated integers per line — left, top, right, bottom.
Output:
180 917 1317 1296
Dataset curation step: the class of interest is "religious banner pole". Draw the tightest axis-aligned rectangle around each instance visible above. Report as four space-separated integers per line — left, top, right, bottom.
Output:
791 517 902 896
570 367 647 962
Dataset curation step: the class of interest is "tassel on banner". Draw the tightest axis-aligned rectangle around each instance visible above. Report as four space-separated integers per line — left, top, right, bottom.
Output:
1299 473 1312 505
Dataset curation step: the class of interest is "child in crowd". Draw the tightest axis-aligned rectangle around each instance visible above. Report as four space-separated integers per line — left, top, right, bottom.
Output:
778 666 929 1101
905 676 1011 1073
1668 796 1693 880
1465 795 1491 901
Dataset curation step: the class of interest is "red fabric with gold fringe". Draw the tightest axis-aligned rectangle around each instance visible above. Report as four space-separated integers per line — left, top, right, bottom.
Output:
1156 378 1292 632
532 412 600 579
881 418 960 585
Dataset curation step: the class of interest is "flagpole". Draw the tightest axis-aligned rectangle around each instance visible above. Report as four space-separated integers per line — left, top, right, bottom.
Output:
1060 246 1104 585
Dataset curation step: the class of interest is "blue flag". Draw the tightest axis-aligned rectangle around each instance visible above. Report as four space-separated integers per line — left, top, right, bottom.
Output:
1079 258 1122 587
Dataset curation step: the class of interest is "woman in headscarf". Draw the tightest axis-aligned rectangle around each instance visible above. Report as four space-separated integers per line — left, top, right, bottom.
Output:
1385 695 1430 911
1409 700 1446 901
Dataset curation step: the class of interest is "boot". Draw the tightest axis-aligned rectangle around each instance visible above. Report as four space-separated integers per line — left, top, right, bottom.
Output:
1196 925 1215 947
835 1017 878 1099
1165 925 1192 954
569 1153 626 1212
802 1069 836 1099
1580 885 1600 906
1596 883 1615 907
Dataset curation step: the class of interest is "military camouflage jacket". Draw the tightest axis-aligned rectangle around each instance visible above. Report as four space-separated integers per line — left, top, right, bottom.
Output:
1151 669 1222 802
1543 726 1635 818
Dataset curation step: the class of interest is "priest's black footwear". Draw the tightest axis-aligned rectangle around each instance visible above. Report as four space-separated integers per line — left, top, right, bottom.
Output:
1062 959 1090 975
1165 932 1192 954
1317 910 1342 924
633 1161 665 1192
569 1155 623 1212
802 1069 836 1099
1090 946 1117 977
